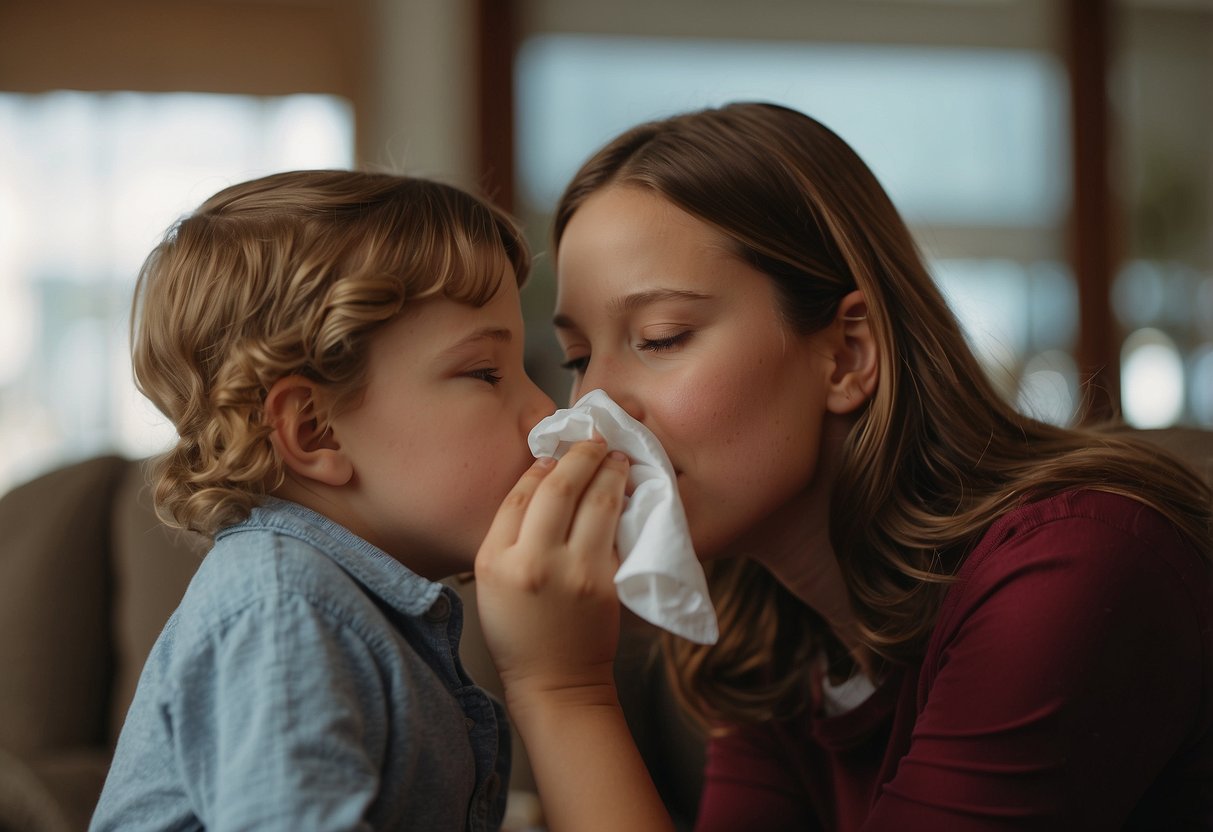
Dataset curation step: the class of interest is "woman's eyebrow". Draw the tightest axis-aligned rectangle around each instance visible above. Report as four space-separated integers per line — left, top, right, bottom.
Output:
553 289 713 331
552 312 578 331
608 288 712 316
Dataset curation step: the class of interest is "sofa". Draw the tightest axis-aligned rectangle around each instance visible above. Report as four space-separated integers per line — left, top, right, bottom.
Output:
1 427 1210 831
0 454 705 832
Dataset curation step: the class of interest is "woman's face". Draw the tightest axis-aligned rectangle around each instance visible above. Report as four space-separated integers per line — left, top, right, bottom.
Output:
554 186 837 560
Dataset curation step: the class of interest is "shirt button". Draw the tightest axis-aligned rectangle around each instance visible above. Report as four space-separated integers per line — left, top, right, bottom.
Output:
464 717 475 731
425 593 451 622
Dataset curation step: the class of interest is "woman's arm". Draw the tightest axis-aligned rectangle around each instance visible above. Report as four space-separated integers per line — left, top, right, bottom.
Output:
475 441 676 832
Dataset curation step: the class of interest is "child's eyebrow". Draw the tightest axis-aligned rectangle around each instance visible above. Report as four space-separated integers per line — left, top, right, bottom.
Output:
440 327 512 355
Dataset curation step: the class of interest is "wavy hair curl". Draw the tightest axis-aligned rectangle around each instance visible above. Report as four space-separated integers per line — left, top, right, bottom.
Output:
133 171 529 538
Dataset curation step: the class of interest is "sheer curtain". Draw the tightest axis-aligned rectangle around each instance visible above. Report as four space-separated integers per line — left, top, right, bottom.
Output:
0 91 354 495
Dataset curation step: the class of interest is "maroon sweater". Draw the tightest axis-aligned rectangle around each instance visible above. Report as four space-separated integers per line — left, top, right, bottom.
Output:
696 491 1213 831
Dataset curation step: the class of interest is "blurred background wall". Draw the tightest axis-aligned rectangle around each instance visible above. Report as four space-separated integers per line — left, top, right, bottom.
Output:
0 0 1210 497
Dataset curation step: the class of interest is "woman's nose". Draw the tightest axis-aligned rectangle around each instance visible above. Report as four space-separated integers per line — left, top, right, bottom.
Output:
579 361 644 423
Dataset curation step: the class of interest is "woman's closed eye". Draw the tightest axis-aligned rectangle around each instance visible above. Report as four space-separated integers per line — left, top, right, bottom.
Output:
559 331 692 375
561 355 589 375
638 331 692 353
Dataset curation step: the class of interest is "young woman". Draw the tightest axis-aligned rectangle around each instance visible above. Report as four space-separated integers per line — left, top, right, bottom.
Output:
475 102 1213 831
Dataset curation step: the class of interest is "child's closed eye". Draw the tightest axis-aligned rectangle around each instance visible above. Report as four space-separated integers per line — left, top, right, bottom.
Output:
467 367 503 386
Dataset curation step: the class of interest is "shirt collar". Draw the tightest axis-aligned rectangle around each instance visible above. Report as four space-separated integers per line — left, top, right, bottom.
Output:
222 496 445 618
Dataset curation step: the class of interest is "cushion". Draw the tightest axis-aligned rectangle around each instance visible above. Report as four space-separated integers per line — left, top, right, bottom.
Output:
0 747 72 832
0 456 127 755
107 461 205 741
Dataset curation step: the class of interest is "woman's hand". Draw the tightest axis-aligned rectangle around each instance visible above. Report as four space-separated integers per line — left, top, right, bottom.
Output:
475 440 630 715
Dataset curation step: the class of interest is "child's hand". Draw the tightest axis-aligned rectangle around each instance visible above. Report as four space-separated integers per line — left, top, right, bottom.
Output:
475 440 630 715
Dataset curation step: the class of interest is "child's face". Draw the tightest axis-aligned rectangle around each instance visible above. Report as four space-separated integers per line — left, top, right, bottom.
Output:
329 275 555 577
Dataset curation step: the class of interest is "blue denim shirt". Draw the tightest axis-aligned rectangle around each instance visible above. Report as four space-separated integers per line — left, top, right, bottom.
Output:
91 498 509 832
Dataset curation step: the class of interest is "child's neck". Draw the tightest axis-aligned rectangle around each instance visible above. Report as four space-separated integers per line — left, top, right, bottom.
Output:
270 476 463 582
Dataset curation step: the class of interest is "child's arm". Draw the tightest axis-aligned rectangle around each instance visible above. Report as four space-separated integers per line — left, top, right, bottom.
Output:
170 595 385 830
476 441 676 832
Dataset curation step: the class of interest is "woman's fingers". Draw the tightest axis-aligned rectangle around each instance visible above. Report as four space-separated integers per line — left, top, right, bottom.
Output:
517 440 611 544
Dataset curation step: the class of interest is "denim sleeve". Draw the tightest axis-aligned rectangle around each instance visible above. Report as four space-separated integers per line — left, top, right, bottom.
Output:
169 591 389 831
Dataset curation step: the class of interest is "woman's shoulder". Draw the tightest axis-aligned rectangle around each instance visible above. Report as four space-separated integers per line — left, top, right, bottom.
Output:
910 493 1213 829
966 489 1204 576
935 489 1212 650
922 490 1212 718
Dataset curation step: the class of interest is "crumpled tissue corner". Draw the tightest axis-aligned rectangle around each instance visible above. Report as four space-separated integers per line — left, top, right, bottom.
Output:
528 389 719 645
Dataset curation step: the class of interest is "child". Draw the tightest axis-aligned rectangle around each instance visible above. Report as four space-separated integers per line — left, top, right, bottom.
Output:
91 171 557 831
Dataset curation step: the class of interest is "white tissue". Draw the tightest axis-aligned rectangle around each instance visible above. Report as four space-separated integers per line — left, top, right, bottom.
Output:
528 389 719 644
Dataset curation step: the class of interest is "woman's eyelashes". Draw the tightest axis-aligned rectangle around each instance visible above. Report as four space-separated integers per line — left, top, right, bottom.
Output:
560 331 694 375
637 330 692 353
560 355 589 374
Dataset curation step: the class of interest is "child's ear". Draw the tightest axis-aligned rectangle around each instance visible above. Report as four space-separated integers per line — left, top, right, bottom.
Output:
824 290 879 415
265 375 353 487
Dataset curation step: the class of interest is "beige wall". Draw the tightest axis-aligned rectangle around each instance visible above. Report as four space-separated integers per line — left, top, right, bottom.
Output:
0 0 482 186
520 0 1059 49
513 0 1213 272
360 0 478 185
3 0 1208 252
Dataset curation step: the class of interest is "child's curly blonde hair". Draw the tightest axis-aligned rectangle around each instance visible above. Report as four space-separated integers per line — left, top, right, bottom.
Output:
132 170 530 539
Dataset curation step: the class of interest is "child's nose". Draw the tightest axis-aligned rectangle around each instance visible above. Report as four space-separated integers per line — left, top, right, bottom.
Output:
521 378 556 431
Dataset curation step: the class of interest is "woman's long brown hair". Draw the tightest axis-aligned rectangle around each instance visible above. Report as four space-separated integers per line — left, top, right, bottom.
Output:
554 102 1212 728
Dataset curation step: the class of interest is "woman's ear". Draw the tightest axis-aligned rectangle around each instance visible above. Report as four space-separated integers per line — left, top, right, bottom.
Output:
825 290 879 415
265 375 353 487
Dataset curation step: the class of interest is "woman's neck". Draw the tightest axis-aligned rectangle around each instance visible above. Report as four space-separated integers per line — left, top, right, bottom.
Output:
736 416 874 677
746 502 871 675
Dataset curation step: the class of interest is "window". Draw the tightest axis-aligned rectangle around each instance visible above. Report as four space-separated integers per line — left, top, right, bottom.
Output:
515 34 1080 420
0 91 354 494
517 36 1067 226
